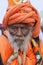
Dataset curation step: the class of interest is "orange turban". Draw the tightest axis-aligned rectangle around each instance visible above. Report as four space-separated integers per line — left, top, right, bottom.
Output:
3 2 41 38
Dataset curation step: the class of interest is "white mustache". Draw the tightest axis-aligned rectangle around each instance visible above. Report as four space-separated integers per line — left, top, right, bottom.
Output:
13 36 25 40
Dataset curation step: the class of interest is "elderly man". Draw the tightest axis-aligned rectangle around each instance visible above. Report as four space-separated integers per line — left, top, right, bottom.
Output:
0 1 43 65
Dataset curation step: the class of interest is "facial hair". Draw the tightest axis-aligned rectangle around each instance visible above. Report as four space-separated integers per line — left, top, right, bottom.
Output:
7 29 32 53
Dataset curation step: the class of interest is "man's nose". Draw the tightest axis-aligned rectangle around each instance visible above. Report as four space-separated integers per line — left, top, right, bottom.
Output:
16 28 23 37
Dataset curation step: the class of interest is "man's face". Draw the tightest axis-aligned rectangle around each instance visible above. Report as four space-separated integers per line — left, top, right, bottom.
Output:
7 23 32 52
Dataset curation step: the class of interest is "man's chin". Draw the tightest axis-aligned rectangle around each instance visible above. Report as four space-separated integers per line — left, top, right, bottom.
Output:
13 41 24 52
14 39 24 46
14 42 23 48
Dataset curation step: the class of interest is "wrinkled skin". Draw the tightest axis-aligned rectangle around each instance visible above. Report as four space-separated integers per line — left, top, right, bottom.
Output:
7 23 32 52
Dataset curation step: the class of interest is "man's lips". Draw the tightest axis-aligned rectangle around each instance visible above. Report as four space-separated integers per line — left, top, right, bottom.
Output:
14 39 24 43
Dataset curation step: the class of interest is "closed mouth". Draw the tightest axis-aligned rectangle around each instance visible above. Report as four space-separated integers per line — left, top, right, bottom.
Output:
14 39 24 42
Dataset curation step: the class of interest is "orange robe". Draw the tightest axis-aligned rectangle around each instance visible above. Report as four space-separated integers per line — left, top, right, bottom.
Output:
0 35 43 65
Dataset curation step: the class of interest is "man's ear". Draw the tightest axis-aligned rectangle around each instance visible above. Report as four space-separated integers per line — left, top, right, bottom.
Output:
3 29 8 37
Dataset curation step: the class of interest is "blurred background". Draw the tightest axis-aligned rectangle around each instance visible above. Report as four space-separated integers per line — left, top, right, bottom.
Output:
0 0 43 42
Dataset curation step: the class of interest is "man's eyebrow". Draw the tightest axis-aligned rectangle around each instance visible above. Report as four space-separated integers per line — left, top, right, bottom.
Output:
9 26 18 29
8 23 29 28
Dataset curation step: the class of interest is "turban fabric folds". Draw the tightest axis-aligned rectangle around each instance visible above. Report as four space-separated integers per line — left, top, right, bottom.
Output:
3 2 41 38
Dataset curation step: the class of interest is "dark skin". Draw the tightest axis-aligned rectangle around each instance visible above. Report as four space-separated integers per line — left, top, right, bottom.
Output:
8 23 33 47
8 23 32 37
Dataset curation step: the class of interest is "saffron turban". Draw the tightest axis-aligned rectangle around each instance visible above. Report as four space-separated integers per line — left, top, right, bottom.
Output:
3 2 41 38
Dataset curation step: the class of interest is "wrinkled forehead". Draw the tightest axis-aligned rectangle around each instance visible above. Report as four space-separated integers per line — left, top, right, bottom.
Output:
8 23 29 28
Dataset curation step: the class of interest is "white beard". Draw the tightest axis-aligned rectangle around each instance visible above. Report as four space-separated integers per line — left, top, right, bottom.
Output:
6 29 32 53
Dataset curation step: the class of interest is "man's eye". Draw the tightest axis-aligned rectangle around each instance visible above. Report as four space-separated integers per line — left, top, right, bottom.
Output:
21 27 29 35
13 28 17 31
11 28 18 32
9 28 18 35
21 27 28 30
11 27 18 30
